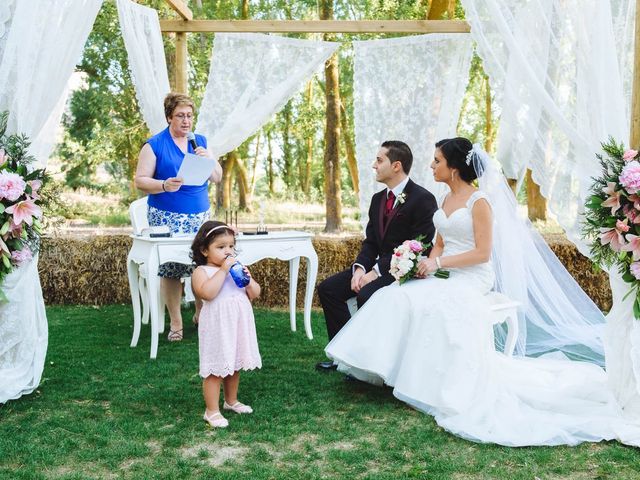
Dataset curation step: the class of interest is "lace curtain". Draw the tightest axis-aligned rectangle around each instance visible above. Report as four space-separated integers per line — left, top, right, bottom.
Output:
0 0 103 167
353 34 473 229
197 33 339 158
116 0 170 135
461 0 627 256
0 1 101 404
0 256 48 404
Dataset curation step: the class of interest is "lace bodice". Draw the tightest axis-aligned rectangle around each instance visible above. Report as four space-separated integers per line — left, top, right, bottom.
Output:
433 190 494 291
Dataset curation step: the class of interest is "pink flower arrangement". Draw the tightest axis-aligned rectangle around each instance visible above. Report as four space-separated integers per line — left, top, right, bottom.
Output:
0 109 48 299
584 139 640 319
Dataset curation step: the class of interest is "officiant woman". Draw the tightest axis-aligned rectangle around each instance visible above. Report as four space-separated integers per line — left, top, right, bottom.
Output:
134 92 222 342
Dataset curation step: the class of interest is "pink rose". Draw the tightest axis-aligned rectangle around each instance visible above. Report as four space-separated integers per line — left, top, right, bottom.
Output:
0 171 26 201
408 240 423 253
631 261 640 280
620 161 640 194
10 246 32 265
624 149 639 162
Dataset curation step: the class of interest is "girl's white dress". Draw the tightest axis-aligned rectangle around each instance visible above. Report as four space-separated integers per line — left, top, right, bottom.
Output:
326 191 640 447
198 265 261 378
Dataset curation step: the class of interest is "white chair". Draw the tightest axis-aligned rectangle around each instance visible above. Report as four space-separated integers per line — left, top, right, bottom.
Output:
128 197 164 351
346 290 520 357
485 291 520 357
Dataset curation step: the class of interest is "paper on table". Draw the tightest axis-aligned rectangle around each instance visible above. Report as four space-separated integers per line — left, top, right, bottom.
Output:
176 153 217 186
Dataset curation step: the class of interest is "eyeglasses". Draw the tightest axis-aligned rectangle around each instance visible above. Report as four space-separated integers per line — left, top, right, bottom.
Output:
173 113 193 120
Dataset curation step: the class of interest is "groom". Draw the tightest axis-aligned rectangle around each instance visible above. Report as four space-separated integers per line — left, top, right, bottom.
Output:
316 140 437 370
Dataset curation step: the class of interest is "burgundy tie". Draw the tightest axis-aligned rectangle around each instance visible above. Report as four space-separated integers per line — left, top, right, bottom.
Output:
385 191 396 215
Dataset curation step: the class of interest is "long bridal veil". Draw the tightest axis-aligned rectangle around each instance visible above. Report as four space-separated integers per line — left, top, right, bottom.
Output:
469 145 606 365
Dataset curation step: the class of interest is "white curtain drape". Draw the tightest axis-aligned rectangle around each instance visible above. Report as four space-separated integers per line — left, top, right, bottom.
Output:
197 33 339 158
0 256 47 404
116 0 170 135
0 0 102 167
0 0 101 404
462 0 640 415
461 0 627 256
352 34 473 229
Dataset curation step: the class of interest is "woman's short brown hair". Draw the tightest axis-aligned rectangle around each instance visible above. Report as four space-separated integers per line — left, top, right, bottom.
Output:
164 92 195 120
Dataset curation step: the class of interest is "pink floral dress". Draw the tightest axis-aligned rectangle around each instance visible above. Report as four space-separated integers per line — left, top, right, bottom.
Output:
198 265 261 378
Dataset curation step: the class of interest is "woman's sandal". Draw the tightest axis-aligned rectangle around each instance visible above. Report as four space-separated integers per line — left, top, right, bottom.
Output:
203 411 228 428
167 329 183 342
223 401 253 414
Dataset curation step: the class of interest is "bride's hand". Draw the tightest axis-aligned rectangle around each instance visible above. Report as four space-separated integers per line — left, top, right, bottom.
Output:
416 258 438 278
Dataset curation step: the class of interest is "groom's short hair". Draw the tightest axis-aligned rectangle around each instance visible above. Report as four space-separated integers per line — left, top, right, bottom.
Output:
381 140 413 174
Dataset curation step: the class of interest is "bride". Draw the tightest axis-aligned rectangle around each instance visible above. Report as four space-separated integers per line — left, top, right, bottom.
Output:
326 137 640 447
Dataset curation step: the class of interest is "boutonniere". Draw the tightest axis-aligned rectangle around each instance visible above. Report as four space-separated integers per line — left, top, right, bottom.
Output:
396 192 407 206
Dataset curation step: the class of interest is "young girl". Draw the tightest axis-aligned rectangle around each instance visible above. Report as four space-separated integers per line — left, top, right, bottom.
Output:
190 220 262 428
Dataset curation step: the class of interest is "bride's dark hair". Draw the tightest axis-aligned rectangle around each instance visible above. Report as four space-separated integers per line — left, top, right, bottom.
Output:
435 137 477 183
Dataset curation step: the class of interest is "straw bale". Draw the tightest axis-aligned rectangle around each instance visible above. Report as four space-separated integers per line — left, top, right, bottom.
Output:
38 233 611 311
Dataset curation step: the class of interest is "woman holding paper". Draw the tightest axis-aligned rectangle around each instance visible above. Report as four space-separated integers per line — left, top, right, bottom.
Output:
134 92 222 342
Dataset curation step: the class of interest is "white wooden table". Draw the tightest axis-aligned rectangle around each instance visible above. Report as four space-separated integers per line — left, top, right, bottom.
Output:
127 231 318 358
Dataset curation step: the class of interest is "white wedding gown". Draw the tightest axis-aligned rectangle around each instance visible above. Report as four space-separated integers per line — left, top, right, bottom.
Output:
326 191 640 447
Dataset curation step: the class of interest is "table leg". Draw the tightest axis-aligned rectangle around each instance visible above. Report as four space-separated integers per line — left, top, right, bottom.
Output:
127 258 142 348
303 249 318 340
146 251 160 359
289 257 300 332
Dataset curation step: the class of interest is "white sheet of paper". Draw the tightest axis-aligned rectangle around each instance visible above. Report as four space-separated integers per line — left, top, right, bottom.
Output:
176 153 217 186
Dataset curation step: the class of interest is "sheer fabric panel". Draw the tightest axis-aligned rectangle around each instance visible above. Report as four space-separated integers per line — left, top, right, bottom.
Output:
0 0 103 167
116 0 170 135
353 34 473 231
197 33 339 158
0 256 47 404
462 0 627 256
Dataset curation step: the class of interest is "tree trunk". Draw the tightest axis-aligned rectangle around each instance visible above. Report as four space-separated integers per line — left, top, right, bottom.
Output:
426 0 455 19
526 169 547 221
340 102 359 197
282 102 293 187
302 81 314 196
249 132 260 196
484 73 494 154
266 129 275 195
321 0 342 232
222 153 234 210
228 150 250 210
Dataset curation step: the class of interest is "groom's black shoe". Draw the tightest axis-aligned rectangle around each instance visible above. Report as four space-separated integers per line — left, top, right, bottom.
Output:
315 361 337 371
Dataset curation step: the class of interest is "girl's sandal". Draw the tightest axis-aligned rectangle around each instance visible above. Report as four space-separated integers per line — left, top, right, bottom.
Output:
223 401 253 414
203 411 228 428
167 329 183 342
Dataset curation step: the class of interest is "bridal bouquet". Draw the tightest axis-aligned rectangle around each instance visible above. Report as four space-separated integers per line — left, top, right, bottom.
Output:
390 237 449 285
0 111 46 300
583 138 640 317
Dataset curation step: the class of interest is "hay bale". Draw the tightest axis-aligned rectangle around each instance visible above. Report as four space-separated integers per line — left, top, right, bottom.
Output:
38 233 611 311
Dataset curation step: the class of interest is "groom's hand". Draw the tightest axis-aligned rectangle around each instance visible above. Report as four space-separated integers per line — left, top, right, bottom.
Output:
351 268 365 293
357 271 379 290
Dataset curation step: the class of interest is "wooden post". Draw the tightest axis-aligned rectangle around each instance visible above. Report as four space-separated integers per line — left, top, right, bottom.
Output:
631 0 640 148
175 32 188 94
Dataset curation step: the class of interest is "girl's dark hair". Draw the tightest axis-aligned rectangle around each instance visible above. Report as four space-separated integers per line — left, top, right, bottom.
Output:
435 137 477 183
190 220 235 266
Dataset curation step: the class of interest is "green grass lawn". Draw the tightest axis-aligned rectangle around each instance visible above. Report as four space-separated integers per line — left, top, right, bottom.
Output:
1 305 639 480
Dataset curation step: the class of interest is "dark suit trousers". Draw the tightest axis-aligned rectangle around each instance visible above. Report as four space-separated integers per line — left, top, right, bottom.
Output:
317 268 396 341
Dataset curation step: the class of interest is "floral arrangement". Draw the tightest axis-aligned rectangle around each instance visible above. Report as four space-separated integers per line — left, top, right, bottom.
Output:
0 111 46 299
583 138 640 317
390 236 449 284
